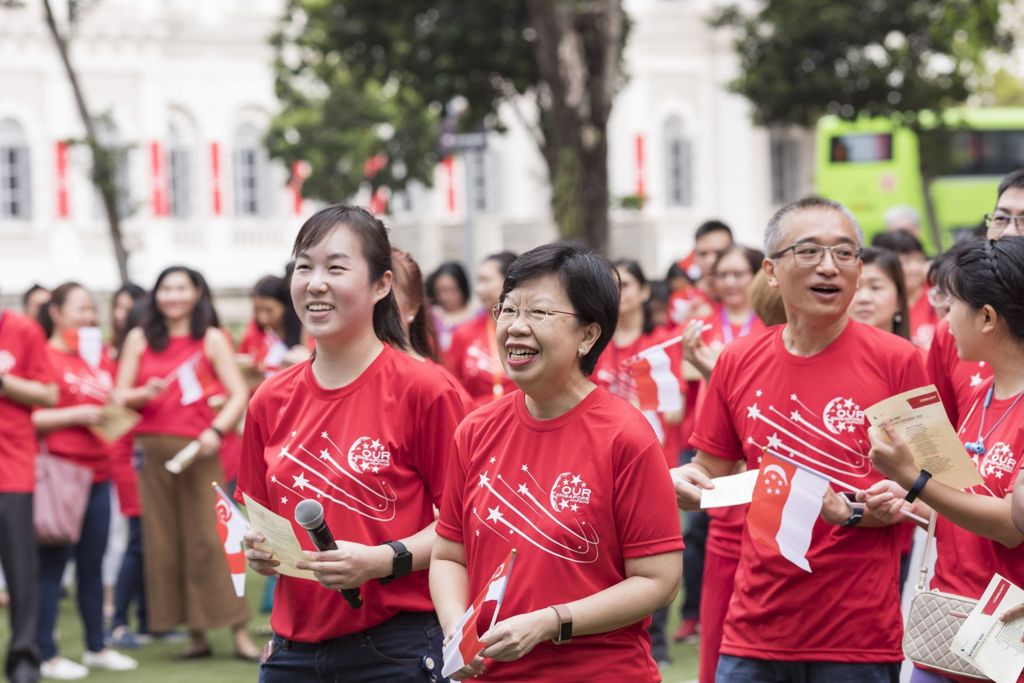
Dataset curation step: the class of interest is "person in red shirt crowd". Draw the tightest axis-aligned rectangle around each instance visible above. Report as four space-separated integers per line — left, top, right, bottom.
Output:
446 252 518 407
847 247 911 343
425 261 476 355
667 221 733 326
115 266 257 661
0 295 57 683
31 283 139 679
237 272 310 388
432 244 683 682
673 196 928 682
239 206 465 682
862 236 1024 683
872 230 936 350
927 168 1024 428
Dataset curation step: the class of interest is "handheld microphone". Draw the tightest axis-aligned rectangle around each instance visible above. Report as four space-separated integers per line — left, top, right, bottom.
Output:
294 499 363 609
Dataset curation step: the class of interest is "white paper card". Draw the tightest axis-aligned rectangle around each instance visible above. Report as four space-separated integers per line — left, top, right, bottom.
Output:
699 469 759 509
951 573 1024 683
241 494 317 581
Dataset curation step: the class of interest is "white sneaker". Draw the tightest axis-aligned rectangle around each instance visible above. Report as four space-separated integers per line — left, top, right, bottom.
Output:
82 649 138 671
40 657 89 680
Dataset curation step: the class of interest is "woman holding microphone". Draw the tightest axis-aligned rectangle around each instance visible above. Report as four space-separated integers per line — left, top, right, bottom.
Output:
238 205 465 682
431 244 683 681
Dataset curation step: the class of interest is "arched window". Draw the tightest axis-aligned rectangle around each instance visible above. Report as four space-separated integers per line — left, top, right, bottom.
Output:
233 123 269 217
167 121 194 218
0 119 31 220
664 116 693 207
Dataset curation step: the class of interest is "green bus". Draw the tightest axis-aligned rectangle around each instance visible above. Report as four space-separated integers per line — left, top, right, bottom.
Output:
815 108 1024 252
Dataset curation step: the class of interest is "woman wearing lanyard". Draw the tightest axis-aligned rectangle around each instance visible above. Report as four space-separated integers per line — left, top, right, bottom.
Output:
862 237 1024 683
680 245 765 683
447 252 517 408
32 282 139 679
239 206 465 682
426 261 475 355
116 266 257 661
432 244 683 682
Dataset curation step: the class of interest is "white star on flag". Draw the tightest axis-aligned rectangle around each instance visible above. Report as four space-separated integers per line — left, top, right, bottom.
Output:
748 452 828 572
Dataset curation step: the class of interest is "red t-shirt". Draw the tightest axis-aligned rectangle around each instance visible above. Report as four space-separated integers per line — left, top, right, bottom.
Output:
933 378 1024 598
42 346 115 482
927 320 992 428
135 335 219 439
691 320 928 662
0 310 57 493
437 388 684 682
236 345 465 642
909 293 938 351
446 313 517 408
592 327 685 464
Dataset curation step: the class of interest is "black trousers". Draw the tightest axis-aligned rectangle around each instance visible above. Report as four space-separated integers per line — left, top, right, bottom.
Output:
0 492 41 681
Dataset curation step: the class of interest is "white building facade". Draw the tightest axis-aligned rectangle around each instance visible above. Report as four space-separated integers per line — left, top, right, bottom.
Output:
0 0 812 300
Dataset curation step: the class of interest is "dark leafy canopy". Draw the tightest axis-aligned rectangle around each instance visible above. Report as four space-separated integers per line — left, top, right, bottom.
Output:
266 0 538 201
713 0 1012 128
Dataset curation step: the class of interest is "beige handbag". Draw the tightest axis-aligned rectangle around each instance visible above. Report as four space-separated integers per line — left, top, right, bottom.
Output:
902 512 987 679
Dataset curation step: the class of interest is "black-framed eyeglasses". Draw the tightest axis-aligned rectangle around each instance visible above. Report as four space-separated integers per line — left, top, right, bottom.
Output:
770 243 863 267
491 303 578 325
985 212 1024 235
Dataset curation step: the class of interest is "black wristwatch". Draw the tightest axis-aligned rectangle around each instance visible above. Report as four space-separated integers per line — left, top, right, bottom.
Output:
840 492 864 528
379 541 412 585
905 470 932 503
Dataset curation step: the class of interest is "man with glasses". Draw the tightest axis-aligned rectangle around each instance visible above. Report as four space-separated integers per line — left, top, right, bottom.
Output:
671 196 928 683
928 167 1024 427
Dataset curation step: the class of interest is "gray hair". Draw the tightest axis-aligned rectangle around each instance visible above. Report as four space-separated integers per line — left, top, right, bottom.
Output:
763 196 863 255
883 205 921 229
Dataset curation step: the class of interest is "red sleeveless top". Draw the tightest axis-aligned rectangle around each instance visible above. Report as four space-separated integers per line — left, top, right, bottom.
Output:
135 335 219 439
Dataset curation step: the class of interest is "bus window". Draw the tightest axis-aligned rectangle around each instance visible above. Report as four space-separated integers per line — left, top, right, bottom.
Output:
934 130 1024 176
829 133 893 163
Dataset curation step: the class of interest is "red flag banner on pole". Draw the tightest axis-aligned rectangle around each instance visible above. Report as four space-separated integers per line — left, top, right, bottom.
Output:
748 451 828 572
441 549 517 678
213 483 248 597
629 346 683 413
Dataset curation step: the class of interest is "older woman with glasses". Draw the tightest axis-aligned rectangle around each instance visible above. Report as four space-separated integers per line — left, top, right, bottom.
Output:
431 244 683 681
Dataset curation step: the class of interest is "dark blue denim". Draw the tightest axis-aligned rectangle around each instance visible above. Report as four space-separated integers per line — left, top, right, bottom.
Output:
112 515 147 633
716 655 900 683
259 611 445 683
36 481 111 660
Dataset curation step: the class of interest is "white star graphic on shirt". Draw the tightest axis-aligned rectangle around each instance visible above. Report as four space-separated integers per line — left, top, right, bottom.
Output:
559 500 569 509
293 473 309 490
321 431 328 438
843 398 855 408
755 389 763 397
478 473 491 488
747 404 761 419
517 484 529 494
319 449 330 460
790 410 801 421
474 530 480 536
767 433 782 449
360 463 370 471
521 465 529 472
489 457 496 463
270 475 278 483
570 504 579 512
570 475 583 485
486 506 504 522
790 393 798 401
994 470 1005 479
371 466 380 474
970 373 982 387
847 424 856 433
371 439 382 449
291 431 297 437
281 497 288 504
278 447 291 459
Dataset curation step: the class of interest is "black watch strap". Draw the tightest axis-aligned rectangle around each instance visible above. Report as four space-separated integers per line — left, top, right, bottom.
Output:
840 492 864 528
905 470 932 503
379 540 412 585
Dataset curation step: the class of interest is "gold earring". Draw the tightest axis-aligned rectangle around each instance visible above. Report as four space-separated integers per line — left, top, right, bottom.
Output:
577 345 586 358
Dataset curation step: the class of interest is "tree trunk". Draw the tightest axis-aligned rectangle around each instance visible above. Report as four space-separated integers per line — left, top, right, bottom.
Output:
43 0 130 284
524 0 622 255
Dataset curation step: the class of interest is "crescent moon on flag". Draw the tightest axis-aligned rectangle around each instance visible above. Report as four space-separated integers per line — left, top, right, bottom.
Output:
763 464 789 487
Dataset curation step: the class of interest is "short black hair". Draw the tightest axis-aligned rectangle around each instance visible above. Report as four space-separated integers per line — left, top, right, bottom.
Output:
997 168 1024 199
22 283 48 307
860 247 911 340
694 219 733 242
484 251 518 278
612 259 654 335
425 261 471 307
940 237 1024 342
872 229 925 256
500 243 619 376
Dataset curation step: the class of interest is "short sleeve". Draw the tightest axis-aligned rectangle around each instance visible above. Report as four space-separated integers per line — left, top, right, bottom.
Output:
927 322 959 425
613 436 684 559
236 405 270 507
19 320 56 384
412 387 466 509
436 424 470 544
896 345 930 395
688 350 744 460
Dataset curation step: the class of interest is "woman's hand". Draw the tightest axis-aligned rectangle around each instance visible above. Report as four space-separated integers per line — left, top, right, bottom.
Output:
856 480 914 525
669 465 713 510
197 428 222 458
479 608 559 662
142 376 167 400
243 531 280 576
295 541 392 591
681 320 715 379
73 404 106 426
868 423 919 486
447 653 486 681
819 487 852 525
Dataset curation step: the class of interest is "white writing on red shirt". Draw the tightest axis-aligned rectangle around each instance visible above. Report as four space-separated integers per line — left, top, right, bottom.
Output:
0 350 14 374
821 396 867 435
980 443 1017 482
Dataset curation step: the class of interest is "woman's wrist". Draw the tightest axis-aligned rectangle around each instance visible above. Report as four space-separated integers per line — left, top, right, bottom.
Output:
206 425 225 441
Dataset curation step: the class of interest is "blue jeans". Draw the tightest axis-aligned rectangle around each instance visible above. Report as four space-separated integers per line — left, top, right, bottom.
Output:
36 481 111 661
716 655 900 683
259 612 445 683
112 515 147 633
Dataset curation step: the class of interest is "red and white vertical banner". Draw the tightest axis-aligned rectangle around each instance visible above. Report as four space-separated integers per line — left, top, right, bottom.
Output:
629 346 683 413
635 133 646 199
55 141 69 218
289 160 310 215
150 141 165 216
209 142 222 216
442 156 456 213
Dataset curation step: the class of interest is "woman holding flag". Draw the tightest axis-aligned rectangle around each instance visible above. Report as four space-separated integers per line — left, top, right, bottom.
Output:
115 266 258 661
431 244 683 681
32 282 139 678
238 205 465 682
862 236 1024 683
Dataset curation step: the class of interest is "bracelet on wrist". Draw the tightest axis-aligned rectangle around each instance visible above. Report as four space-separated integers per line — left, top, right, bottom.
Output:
208 426 225 440
905 470 932 503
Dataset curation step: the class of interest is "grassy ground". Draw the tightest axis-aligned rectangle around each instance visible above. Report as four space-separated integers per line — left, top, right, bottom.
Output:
2 570 699 682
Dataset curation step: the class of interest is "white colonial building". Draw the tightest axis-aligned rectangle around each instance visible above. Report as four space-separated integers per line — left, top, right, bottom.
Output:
0 0 814 304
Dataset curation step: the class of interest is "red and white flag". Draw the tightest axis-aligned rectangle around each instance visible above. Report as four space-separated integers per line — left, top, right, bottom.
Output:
178 355 217 406
441 549 517 678
748 452 828 572
629 346 682 413
213 483 248 597
62 327 104 369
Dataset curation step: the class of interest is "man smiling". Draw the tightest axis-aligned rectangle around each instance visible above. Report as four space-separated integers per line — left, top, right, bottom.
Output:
671 197 928 683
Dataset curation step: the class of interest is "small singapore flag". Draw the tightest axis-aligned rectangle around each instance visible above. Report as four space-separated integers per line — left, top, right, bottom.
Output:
629 346 683 413
178 356 217 406
442 549 517 678
212 483 249 597
748 452 828 572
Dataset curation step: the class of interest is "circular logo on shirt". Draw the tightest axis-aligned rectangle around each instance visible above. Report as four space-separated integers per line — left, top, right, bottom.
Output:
0 350 14 374
980 443 1017 482
347 436 392 474
549 472 592 513
822 397 866 435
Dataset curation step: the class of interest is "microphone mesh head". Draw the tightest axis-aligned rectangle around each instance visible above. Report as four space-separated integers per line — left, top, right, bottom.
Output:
294 499 324 530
